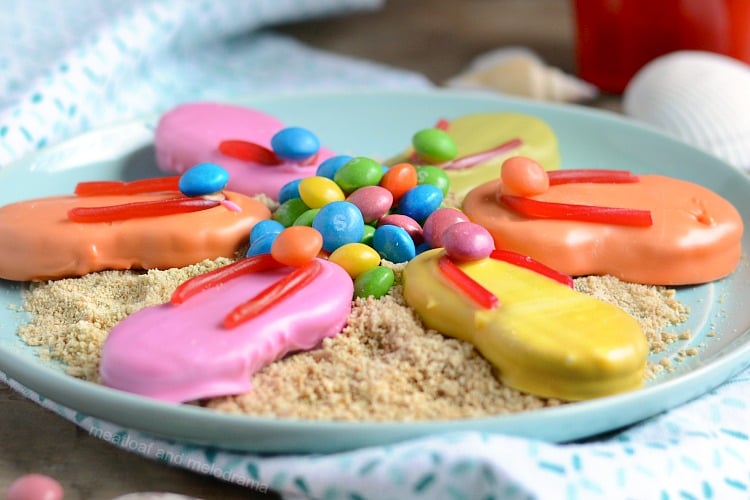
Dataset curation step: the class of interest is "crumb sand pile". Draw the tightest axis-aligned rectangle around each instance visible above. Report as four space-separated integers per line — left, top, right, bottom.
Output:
18 259 689 421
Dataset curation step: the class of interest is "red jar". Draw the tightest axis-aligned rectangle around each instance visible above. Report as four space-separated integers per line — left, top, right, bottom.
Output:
572 0 750 93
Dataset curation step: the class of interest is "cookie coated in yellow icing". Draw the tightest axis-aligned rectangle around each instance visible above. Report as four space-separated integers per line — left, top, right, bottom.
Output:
390 112 560 198
402 248 648 401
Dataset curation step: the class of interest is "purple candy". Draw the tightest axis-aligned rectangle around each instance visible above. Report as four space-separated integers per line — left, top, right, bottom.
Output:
422 207 470 249
346 185 393 224
442 221 494 261
378 213 424 245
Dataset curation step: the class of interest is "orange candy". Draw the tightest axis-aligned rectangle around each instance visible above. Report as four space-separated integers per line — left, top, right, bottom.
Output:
500 156 550 197
271 226 323 266
380 162 418 202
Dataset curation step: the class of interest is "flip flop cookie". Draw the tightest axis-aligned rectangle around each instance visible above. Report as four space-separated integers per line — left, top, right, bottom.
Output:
462 157 744 285
0 166 271 281
100 255 353 403
402 247 648 401
388 112 560 198
155 102 335 199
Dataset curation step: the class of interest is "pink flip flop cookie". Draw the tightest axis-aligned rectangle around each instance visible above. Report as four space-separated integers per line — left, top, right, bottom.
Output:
155 102 335 199
100 255 353 403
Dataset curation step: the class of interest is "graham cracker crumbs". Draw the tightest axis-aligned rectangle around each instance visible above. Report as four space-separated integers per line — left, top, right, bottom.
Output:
207 285 562 420
574 275 690 353
19 262 691 421
18 258 232 380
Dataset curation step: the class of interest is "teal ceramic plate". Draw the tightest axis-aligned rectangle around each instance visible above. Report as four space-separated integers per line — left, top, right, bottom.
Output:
1 90 749 453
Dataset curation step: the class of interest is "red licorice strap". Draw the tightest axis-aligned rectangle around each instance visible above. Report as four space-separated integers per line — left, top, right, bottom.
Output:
171 254 285 305
67 197 219 223
500 195 653 227
438 255 498 310
218 139 281 165
224 260 322 329
490 249 574 288
434 118 451 131
548 169 639 185
74 176 182 196
440 138 522 170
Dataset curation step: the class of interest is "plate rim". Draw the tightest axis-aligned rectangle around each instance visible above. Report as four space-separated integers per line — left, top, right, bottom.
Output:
1 88 749 453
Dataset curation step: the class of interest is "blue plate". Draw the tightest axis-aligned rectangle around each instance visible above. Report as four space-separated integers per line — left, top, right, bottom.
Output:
1 90 749 453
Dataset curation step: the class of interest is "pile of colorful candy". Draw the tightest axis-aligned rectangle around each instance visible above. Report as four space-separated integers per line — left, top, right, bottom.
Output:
220 124 560 301
235 126 468 299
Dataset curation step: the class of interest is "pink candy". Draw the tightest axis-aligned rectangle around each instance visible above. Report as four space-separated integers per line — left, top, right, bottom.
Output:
346 186 393 224
422 207 470 248
6 474 64 500
378 214 424 245
442 221 495 261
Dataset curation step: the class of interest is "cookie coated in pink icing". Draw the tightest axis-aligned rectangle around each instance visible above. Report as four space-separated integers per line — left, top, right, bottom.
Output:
155 102 334 199
100 258 353 403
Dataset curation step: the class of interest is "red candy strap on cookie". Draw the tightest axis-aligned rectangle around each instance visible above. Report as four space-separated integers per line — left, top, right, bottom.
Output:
440 138 523 171
500 194 653 226
490 249 574 288
218 139 281 166
434 118 451 131
171 254 285 305
548 169 639 185
67 197 220 223
224 259 322 329
438 255 499 310
74 177 181 196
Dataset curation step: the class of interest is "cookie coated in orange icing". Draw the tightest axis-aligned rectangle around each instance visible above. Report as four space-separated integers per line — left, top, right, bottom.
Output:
462 170 743 285
0 192 270 281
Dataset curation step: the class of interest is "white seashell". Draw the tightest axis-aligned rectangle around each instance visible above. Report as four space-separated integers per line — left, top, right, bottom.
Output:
445 46 599 102
623 51 750 172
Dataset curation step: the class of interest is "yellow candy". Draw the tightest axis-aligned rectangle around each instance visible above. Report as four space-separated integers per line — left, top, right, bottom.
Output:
298 176 345 209
328 242 381 279
402 248 648 401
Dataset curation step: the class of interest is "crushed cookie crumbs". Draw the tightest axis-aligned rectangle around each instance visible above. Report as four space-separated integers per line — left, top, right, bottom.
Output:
19 263 691 421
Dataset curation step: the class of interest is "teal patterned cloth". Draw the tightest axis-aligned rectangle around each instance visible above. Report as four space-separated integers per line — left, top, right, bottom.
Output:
0 0 430 166
2 1 749 499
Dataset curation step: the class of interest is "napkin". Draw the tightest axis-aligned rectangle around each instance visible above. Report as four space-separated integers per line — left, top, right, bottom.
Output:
4 368 750 500
0 0 430 167
2 1 750 500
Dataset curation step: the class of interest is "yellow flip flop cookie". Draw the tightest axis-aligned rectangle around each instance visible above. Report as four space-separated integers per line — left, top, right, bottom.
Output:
402 248 648 401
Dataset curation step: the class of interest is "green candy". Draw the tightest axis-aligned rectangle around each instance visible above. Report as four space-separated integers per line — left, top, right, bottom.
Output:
354 266 395 299
412 128 457 163
360 224 376 246
292 208 320 227
333 157 384 193
416 165 450 196
273 198 309 227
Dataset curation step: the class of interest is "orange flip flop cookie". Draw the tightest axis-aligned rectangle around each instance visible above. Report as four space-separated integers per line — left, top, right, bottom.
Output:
462 157 743 285
0 167 270 281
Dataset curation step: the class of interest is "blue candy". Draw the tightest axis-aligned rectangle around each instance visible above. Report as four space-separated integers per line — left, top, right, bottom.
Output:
397 184 443 223
246 232 277 257
316 155 353 179
249 220 285 245
271 127 320 161
415 241 432 255
312 201 365 253
178 163 229 197
278 179 303 204
372 225 416 263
